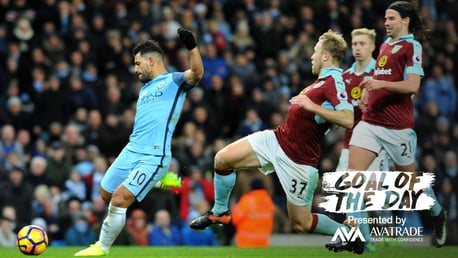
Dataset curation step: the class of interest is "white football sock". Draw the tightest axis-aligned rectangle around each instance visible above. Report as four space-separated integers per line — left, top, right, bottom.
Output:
98 203 127 252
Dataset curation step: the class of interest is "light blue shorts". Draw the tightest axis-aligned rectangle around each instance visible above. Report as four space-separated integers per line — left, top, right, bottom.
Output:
101 147 171 201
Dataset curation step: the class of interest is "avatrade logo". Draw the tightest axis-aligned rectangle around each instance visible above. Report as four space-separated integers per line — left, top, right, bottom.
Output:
331 226 366 242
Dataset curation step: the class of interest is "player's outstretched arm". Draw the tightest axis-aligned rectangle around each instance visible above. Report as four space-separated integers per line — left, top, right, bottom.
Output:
178 28 204 85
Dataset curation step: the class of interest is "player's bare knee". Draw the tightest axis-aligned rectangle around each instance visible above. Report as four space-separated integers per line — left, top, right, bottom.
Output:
100 187 112 203
110 187 135 208
290 217 313 233
214 151 230 171
291 222 307 233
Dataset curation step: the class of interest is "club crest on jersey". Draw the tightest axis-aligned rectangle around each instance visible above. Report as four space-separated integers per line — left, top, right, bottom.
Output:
157 81 165 88
391 45 402 54
378 56 388 67
313 81 326 88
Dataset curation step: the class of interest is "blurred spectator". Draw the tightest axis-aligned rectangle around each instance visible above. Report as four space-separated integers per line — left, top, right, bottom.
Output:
69 107 88 135
97 113 130 161
181 200 218 246
34 76 69 134
84 156 107 201
201 43 228 90
0 217 16 247
61 123 84 166
204 75 231 132
1 96 33 132
36 196 61 243
235 108 265 137
203 19 228 52
245 87 278 128
83 110 103 146
59 197 82 236
417 64 457 122
226 75 248 137
100 86 126 117
67 77 98 115
416 101 440 146
2 205 17 230
175 165 214 222
64 212 97 246
72 144 93 178
0 167 33 227
127 209 150 246
16 129 32 163
231 21 255 53
12 17 39 54
46 141 71 190
0 124 25 166
25 156 50 188
228 51 258 90
148 209 181 246
63 168 86 201
232 178 275 247
251 11 282 63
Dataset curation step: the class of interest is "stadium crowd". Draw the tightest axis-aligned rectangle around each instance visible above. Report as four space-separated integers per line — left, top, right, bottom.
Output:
0 0 458 247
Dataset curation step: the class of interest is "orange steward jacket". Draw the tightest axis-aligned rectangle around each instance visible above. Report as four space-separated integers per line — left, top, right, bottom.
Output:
232 189 275 247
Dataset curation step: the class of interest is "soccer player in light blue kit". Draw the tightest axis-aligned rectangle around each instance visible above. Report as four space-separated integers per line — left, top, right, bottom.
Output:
75 28 203 256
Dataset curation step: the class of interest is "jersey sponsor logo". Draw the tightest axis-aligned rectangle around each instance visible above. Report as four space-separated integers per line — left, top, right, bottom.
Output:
391 45 402 54
374 68 392 76
139 90 148 99
378 55 388 67
350 86 361 99
139 91 163 104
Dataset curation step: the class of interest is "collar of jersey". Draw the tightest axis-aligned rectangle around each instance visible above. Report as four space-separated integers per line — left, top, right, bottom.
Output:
386 33 414 44
349 58 376 75
319 67 343 79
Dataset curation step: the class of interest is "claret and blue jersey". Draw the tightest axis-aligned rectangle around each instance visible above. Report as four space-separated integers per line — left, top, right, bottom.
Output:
364 34 423 129
275 67 353 167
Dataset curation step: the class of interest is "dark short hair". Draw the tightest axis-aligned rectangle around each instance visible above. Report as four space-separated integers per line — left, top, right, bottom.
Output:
132 40 164 57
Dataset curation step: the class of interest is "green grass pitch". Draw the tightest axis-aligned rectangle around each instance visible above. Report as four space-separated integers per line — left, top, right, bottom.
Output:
2 246 457 258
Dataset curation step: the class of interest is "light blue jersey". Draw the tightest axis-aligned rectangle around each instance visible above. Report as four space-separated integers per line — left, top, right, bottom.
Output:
102 72 194 201
127 72 193 156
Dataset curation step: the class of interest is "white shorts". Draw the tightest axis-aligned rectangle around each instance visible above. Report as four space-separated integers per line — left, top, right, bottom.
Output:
349 121 417 166
246 130 318 206
336 148 389 171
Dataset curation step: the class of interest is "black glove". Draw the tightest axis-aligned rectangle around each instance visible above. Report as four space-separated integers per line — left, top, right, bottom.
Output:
177 28 197 50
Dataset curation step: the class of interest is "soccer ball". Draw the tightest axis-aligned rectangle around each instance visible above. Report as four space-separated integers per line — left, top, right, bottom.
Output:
16 225 49 255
